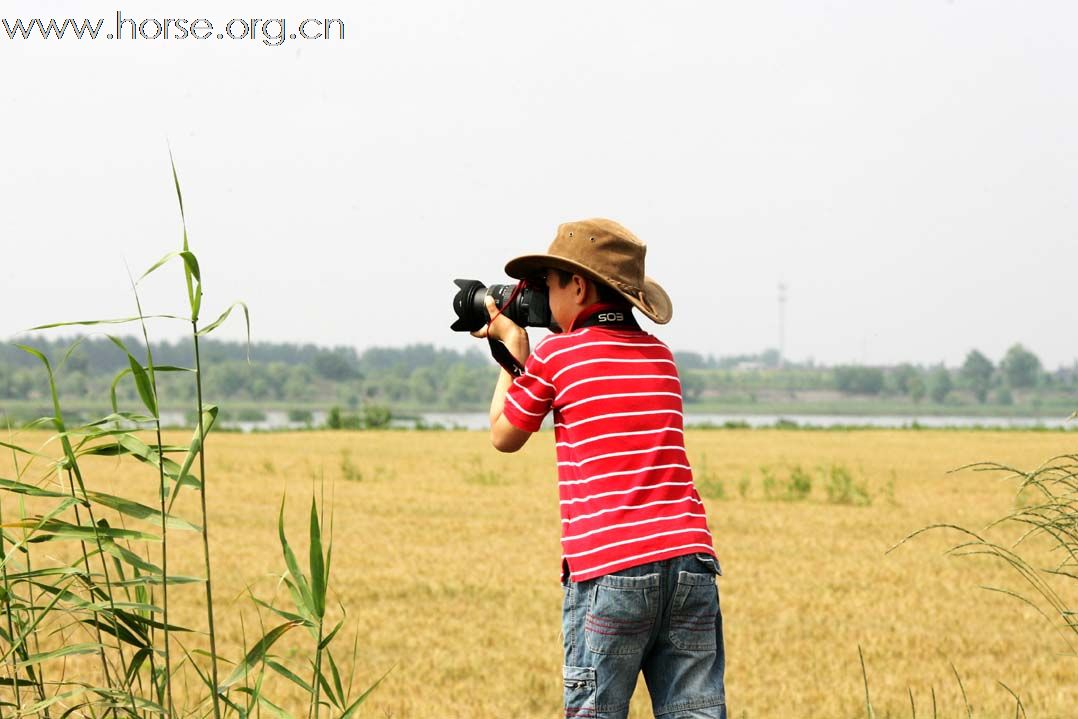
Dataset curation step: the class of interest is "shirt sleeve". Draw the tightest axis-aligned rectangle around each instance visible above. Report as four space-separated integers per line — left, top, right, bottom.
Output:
502 348 556 433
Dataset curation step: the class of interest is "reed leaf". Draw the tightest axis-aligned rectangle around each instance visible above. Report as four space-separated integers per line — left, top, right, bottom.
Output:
83 490 199 532
326 650 345 708
27 314 186 331
99 538 164 575
90 688 168 714
166 405 218 512
110 574 201 587
196 301 250 341
17 687 89 715
4 518 159 544
80 617 150 651
252 693 295 719
309 498 326 619
318 619 344 651
139 250 201 285
339 667 393 719
249 595 315 628
109 365 192 414
0 440 49 460
264 659 313 693
218 620 302 690
15 643 100 668
0 478 71 499
0 496 78 569
278 499 315 619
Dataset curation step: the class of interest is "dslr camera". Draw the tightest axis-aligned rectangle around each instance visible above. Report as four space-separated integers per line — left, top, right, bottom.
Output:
449 279 556 333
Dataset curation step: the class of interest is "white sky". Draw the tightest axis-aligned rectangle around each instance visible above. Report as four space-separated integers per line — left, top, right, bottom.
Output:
2 1 1076 368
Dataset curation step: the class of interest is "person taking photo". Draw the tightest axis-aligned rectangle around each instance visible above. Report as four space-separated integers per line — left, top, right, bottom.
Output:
472 218 726 719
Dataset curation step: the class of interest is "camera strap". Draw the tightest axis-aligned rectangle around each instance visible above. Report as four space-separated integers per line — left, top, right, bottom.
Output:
488 337 526 377
486 280 529 377
570 303 640 332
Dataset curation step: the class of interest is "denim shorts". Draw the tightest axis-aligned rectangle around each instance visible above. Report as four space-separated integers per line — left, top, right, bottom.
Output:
562 553 726 719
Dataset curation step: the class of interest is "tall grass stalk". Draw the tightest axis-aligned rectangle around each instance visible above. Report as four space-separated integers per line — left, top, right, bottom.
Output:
168 150 223 719
0 152 382 715
858 644 875 719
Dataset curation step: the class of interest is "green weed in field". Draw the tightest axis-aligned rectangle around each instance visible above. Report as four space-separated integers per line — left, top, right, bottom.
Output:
695 454 726 500
784 464 813 501
737 473 751 500
824 463 872 506
340 449 362 482
461 454 502 486
760 465 779 500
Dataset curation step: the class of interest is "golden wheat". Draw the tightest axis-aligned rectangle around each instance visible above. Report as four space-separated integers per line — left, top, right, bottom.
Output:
3 428 1074 718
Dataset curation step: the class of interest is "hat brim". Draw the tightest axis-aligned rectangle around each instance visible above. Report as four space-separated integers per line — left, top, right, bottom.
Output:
505 253 673 324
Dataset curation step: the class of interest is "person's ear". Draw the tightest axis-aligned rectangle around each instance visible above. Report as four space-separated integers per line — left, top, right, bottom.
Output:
574 275 587 302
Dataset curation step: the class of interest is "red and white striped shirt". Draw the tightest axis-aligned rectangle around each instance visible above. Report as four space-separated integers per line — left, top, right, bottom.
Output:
503 313 716 582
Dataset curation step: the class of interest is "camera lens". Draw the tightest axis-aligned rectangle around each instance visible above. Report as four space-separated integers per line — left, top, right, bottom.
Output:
449 279 488 332
450 278 555 332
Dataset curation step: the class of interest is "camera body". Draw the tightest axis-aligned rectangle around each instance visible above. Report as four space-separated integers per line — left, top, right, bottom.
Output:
450 279 556 333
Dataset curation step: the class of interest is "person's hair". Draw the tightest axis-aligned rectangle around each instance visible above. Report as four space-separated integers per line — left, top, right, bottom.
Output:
554 269 622 304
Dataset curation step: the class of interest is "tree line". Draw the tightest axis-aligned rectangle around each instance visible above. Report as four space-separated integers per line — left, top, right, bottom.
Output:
0 336 1074 413
828 345 1059 404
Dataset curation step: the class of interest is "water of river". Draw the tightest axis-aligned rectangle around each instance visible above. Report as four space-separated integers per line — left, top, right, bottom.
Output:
149 410 1074 432
410 412 1077 431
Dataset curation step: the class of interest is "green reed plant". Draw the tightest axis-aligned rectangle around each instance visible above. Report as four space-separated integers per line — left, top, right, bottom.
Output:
892 454 1078 655
0 154 383 716
875 449 1077 717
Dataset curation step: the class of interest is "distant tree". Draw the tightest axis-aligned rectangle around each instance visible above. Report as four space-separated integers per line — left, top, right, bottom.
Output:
909 376 926 404
960 350 994 404
929 366 953 404
313 350 360 381
995 387 1014 405
1001 344 1041 389
210 363 250 397
674 351 708 370
759 348 781 369
377 374 410 403
362 403 392 429
681 371 705 402
283 365 317 401
834 366 884 395
889 364 918 395
444 365 489 408
409 367 441 405
63 349 90 374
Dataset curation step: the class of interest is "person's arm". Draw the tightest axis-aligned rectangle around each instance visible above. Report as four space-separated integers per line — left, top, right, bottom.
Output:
471 295 534 452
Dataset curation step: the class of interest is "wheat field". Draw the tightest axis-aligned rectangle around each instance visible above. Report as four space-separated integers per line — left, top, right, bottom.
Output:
3 428 1075 718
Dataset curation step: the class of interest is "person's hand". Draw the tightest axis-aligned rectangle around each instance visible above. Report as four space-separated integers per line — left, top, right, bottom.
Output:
471 295 529 363
470 295 524 342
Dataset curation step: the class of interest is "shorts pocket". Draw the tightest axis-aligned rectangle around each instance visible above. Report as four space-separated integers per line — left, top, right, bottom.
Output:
669 570 719 651
694 552 722 576
584 572 659 656
563 665 596 718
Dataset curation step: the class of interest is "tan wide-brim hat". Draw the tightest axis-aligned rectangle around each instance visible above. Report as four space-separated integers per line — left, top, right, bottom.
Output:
504 218 673 324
